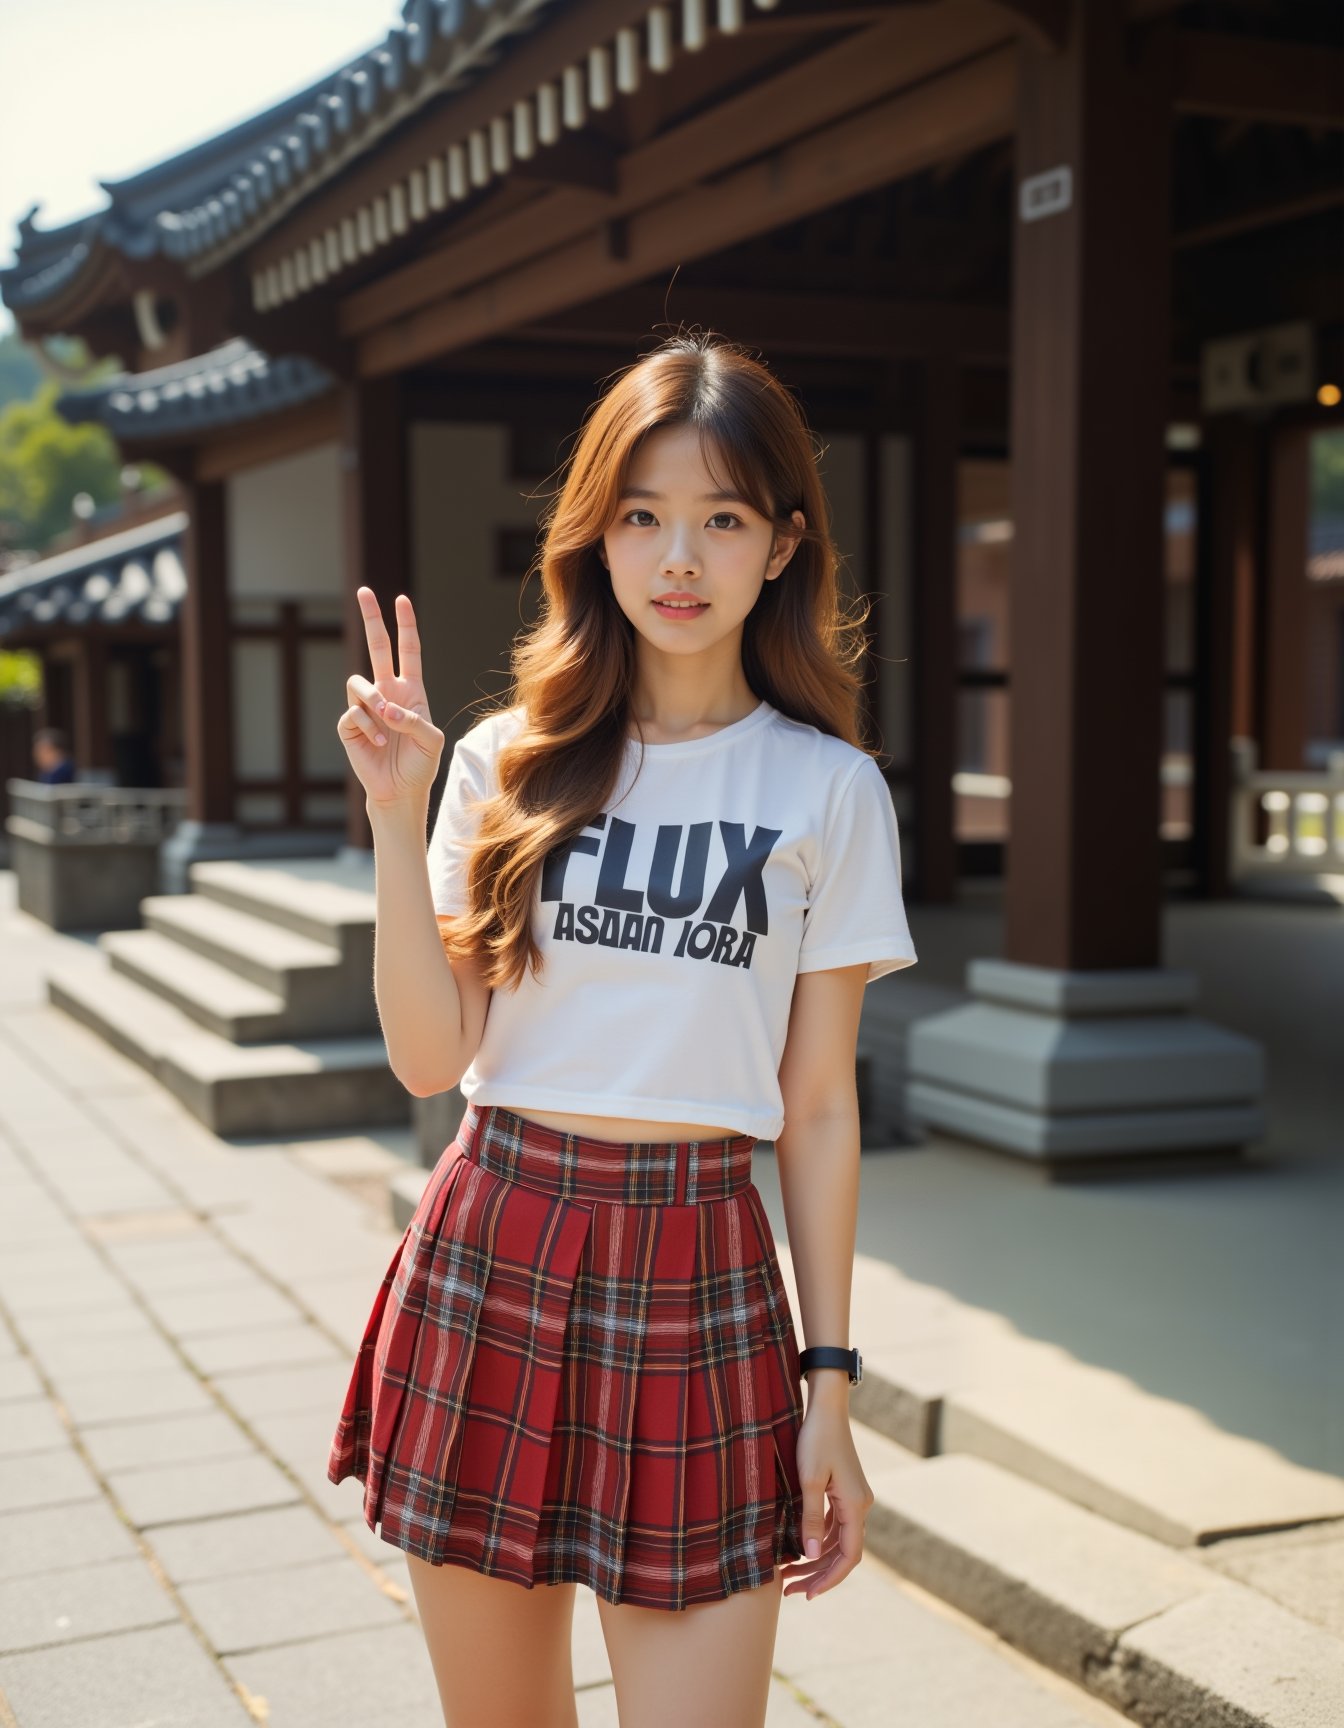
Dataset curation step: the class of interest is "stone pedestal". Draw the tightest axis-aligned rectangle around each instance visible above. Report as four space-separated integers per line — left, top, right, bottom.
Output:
905 961 1266 1171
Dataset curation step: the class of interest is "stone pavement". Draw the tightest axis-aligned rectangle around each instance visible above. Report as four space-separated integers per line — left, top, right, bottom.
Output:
1 878 1342 1727
0 894 1140 1728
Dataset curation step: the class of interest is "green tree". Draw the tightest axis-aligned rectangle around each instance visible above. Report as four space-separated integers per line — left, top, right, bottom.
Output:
0 330 43 412
0 381 123 553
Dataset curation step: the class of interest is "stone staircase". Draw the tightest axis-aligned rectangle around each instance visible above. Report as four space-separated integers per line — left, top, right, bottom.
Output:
45 859 409 1137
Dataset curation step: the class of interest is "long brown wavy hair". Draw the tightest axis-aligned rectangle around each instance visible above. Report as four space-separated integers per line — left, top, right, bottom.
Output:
441 330 876 992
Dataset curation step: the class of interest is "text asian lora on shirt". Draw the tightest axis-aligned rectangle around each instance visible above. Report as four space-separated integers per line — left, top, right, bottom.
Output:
426 697 917 1141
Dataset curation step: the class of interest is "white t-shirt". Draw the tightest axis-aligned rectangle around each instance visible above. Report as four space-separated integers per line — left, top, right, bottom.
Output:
426 696 917 1140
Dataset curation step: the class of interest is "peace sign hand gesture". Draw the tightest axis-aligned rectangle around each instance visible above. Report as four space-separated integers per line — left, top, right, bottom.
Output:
339 587 444 809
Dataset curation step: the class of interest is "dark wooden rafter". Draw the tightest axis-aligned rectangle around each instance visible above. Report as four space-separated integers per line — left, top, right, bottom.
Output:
1170 30 1344 130
359 41 1015 375
332 5 1015 346
987 0 1070 51
514 285 1009 364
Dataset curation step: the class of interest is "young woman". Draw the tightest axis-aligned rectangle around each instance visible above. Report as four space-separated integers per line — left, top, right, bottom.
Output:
328 332 918 1727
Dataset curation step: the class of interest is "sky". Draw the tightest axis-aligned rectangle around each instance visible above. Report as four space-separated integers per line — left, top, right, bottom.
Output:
0 0 401 333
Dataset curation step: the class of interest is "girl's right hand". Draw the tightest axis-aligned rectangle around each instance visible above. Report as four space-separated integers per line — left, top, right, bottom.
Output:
338 587 445 808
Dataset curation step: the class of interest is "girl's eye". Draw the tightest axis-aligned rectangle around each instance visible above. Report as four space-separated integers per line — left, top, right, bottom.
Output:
622 510 742 529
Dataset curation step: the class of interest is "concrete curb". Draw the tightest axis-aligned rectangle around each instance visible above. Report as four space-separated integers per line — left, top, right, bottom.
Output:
853 1434 1344 1728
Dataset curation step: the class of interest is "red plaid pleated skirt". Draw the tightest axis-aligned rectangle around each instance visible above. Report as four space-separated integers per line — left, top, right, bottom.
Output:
327 1101 807 1611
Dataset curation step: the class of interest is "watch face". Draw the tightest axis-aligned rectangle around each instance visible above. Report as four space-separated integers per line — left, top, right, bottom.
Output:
854 1350 863 1384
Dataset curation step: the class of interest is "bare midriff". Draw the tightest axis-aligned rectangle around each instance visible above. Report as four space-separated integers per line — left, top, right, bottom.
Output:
497 1105 748 1145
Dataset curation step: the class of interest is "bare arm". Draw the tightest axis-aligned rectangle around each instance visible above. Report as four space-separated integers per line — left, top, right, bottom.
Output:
338 586 473 1096
367 797 468 1096
773 962 868 1418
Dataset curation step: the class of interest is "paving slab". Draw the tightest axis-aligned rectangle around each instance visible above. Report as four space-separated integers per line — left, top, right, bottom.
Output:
1103 1580 1344 1728
212 1357 351 1421
79 1408 259 1475
179 1554 405 1655
178 1321 345 1378
1199 1521 1344 1640
941 1361 1344 1545
23 1325 182 1381
0 1555 177 1655
0 1498 142 1581
107 1452 303 1529
0 1619 253 1728
0 1446 101 1515
148 1505 354 1586
222 1620 442 1728
139 1279 308 1338
0 1397 68 1458
0 1357 43 1402
52 1363 215 1426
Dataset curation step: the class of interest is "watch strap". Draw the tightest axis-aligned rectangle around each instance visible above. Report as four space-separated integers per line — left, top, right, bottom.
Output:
798 1345 862 1386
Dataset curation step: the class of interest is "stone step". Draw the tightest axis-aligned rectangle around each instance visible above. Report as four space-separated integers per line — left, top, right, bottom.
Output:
101 929 288 1042
46 958 409 1138
138 893 376 1037
188 859 375 955
781 1248 1344 1550
853 1429 1344 1728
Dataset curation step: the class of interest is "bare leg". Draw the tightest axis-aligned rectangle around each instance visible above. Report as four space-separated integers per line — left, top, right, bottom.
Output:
405 1552 581 1728
595 1568 784 1728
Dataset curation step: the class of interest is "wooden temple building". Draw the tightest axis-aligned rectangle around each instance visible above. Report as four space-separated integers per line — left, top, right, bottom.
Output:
3 0 1340 1165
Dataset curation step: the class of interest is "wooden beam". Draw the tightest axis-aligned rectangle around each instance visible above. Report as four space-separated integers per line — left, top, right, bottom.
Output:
194 396 344 485
359 47 1016 375
516 286 1010 364
1172 29 1344 130
987 1 1069 51
337 3 1014 340
1173 183 1344 252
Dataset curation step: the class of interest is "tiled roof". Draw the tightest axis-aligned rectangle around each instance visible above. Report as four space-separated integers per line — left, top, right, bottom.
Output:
57 340 333 439
1 0 559 311
0 513 187 636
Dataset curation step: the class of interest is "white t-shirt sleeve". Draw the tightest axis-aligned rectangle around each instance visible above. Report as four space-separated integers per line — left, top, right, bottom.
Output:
426 729 492 918
797 755 918 983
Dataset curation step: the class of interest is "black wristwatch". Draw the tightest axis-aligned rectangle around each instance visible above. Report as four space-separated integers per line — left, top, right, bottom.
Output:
798 1346 862 1386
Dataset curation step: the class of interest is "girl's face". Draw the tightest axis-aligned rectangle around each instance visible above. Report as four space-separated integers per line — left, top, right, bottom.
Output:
598 423 804 653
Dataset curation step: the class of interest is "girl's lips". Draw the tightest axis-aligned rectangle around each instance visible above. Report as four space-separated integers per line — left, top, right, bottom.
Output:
652 599 709 618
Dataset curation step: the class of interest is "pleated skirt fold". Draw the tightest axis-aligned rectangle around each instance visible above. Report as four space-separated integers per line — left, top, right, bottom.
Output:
327 1102 807 1611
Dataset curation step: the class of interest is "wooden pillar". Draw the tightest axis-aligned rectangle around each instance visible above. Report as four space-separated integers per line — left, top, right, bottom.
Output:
70 635 110 773
341 377 409 850
911 353 960 903
1005 0 1173 971
1262 422 1311 772
180 477 235 823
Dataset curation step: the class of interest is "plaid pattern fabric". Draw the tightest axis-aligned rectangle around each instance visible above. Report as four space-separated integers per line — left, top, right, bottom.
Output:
327 1102 807 1610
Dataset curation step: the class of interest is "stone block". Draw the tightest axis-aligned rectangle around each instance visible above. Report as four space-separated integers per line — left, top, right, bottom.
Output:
863 1450 1216 1683
140 1280 307 1338
107 1453 302 1529
0 1620 253 1728
0 1556 176 1655
0 1498 141 1581
223 1621 442 1727
0 1447 101 1515
0 1398 68 1458
179 1322 344 1377
212 1358 350 1421
54 1365 215 1426
80 1409 257 1475
179 1555 404 1654
148 1504 349 1585
1104 1580 1344 1728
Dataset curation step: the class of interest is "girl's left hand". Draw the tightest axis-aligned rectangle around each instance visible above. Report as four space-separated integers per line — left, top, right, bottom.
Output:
777 1400 875 1598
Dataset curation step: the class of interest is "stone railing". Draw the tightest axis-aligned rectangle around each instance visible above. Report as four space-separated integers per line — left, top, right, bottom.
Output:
5 778 187 930
6 779 186 844
1229 739 1344 881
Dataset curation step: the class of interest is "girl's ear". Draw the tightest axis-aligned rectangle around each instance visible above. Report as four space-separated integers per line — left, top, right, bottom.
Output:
772 510 806 574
